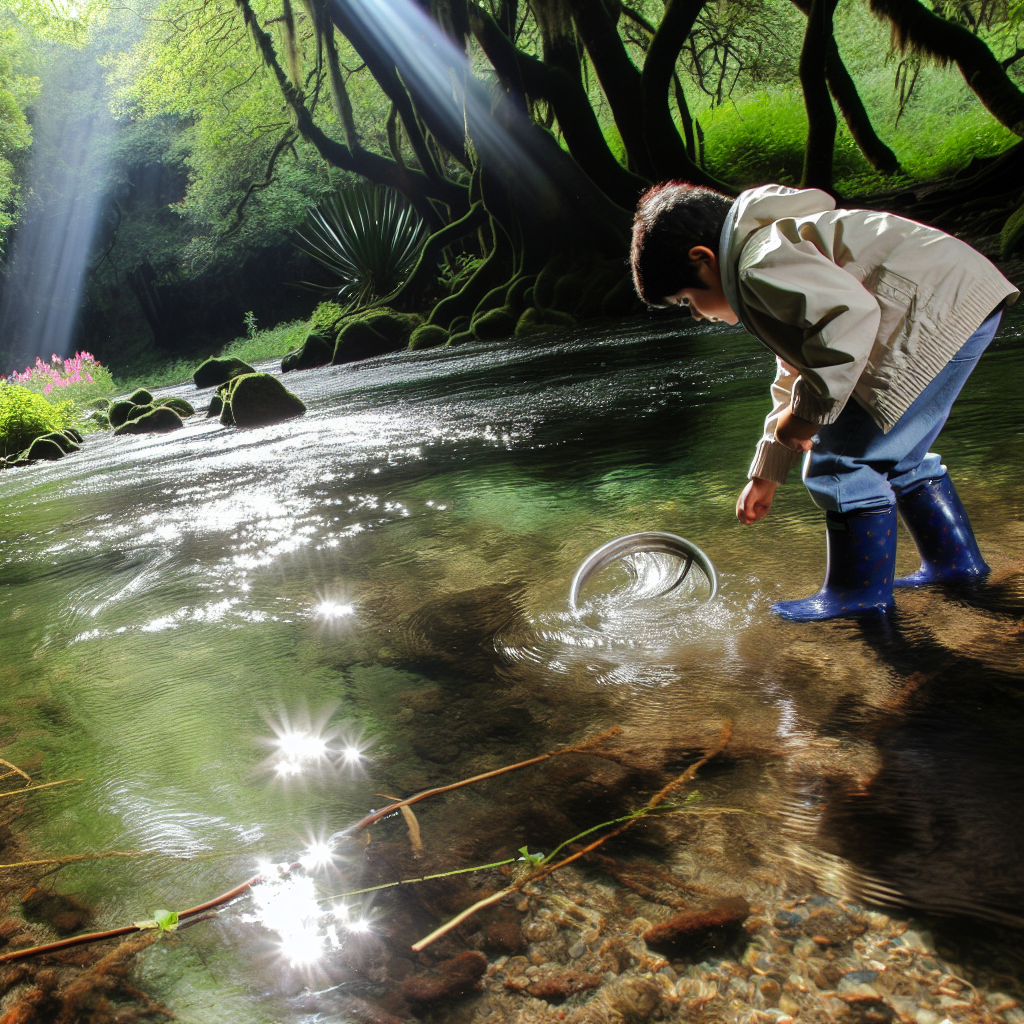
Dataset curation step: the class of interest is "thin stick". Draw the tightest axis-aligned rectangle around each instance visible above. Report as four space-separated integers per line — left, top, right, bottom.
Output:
322 858 517 901
341 727 621 837
0 778 82 800
0 851 145 870
409 722 732 952
0 759 31 782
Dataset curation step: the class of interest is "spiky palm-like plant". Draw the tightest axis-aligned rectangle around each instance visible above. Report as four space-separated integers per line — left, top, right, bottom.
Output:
295 183 427 308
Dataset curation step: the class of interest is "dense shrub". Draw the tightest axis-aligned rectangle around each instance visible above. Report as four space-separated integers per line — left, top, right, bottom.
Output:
0 383 76 457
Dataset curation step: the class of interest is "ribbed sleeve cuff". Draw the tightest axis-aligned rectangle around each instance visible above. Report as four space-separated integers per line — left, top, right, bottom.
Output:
749 439 801 484
790 380 843 425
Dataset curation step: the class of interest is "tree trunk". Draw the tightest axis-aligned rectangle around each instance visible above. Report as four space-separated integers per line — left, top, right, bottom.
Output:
800 0 838 192
640 0 730 187
871 0 1024 137
790 0 899 173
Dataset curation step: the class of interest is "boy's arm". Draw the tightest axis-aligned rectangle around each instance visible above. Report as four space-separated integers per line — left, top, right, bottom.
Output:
740 231 882 426
748 357 803 484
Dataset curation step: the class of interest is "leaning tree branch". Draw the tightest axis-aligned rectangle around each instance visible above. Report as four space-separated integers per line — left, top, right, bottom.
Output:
234 0 465 227
221 128 297 238
871 0 1024 136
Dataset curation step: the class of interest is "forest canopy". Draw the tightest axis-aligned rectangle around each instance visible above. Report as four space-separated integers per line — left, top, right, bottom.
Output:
0 0 1021 373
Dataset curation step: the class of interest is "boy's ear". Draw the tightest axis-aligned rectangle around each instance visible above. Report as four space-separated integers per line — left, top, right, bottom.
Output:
688 245 717 268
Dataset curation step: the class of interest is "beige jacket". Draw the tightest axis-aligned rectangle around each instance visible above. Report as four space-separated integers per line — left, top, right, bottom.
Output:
718 185 1019 485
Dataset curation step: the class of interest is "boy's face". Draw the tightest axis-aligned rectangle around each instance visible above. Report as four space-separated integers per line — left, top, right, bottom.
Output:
663 247 738 324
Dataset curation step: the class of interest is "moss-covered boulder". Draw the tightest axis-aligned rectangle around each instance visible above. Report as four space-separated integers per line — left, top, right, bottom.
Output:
62 428 84 445
220 373 306 428
282 330 334 372
40 431 80 454
332 321 392 364
408 324 449 350
155 396 195 417
108 400 142 429
207 394 224 419
128 388 154 406
114 406 185 435
446 329 476 347
87 397 111 411
25 435 68 461
472 305 517 340
506 275 535 314
361 307 423 345
515 307 576 337
192 356 256 390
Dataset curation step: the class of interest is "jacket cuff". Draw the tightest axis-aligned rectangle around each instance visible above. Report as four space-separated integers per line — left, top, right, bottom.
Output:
749 439 801 484
790 379 843 425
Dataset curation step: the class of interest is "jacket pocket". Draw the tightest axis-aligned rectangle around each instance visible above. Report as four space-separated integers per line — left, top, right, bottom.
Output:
861 265 919 385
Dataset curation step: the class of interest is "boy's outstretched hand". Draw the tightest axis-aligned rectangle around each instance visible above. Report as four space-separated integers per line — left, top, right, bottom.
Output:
737 478 778 524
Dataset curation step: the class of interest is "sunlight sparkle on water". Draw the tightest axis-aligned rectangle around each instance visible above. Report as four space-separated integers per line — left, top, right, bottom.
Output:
315 600 354 620
299 841 335 872
246 871 327 967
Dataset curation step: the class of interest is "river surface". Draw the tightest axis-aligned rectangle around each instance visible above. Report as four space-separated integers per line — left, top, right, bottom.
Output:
1 312 1022 1020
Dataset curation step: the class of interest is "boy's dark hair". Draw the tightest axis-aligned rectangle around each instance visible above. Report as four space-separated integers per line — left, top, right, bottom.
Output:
631 182 735 306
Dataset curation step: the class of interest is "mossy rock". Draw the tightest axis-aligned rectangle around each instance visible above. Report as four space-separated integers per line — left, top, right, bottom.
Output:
309 300 348 334
409 324 449 350
448 315 471 336
87 397 111 411
446 330 476 347
221 373 306 428
472 305 517 340
155 396 195 417
24 436 67 461
39 431 79 454
218 395 234 426
62 428 84 444
128 388 154 406
207 394 224 419
361 307 423 345
108 400 142 429
1001 202 1024 258
515 307 576 337
114 406 185 435
192 356 256 390
475 285 508 318
332 321 392 364
282 330 333 372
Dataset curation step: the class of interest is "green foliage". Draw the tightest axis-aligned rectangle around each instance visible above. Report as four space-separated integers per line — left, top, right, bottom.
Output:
221 320 308 364
440 254 485 296
0 383 75 457
154 909 178 932
0 20 38 237
296 184 427 307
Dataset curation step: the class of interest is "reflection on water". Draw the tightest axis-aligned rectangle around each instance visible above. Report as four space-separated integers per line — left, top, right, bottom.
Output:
0 310 1021 1018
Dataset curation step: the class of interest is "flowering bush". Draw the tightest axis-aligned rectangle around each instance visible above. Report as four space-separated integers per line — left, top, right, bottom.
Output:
5 352 115 406
0 383 75 458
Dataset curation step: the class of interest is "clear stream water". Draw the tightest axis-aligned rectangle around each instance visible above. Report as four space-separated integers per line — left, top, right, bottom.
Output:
1 312 1021 1020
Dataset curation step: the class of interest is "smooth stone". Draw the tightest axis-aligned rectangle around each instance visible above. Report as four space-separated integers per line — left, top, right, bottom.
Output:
108 400 142 428
25 436 66 461
223 373 305 428
113 406 184 434
128 388 154 405
155 396 195 417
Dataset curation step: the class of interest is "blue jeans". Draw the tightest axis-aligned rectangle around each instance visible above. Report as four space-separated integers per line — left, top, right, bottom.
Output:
803 311 1002 513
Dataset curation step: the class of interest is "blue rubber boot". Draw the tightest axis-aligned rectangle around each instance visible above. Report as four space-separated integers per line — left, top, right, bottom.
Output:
894 475 989 587
772 507 897 622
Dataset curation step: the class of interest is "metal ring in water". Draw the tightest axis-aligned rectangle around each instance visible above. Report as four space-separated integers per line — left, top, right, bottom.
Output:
569 531 718 614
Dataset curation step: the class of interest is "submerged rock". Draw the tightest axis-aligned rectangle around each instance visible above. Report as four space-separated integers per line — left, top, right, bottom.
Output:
207 393 223 419
114 405 185 434
192 356 255 389
408 324 448 350
642 896 751 950
22 886 93 935
402 951 487 1003
282 330 333 372
220 372 305 428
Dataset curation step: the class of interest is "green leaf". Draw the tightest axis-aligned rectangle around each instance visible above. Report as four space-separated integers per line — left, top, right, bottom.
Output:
517 846 545 867
153 909 178 932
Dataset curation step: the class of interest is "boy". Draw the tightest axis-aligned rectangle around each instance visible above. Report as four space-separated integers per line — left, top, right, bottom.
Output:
630 183 1018 622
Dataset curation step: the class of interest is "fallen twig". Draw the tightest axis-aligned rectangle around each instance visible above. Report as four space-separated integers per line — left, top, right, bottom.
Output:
0 851 146 870
0 778 82 800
